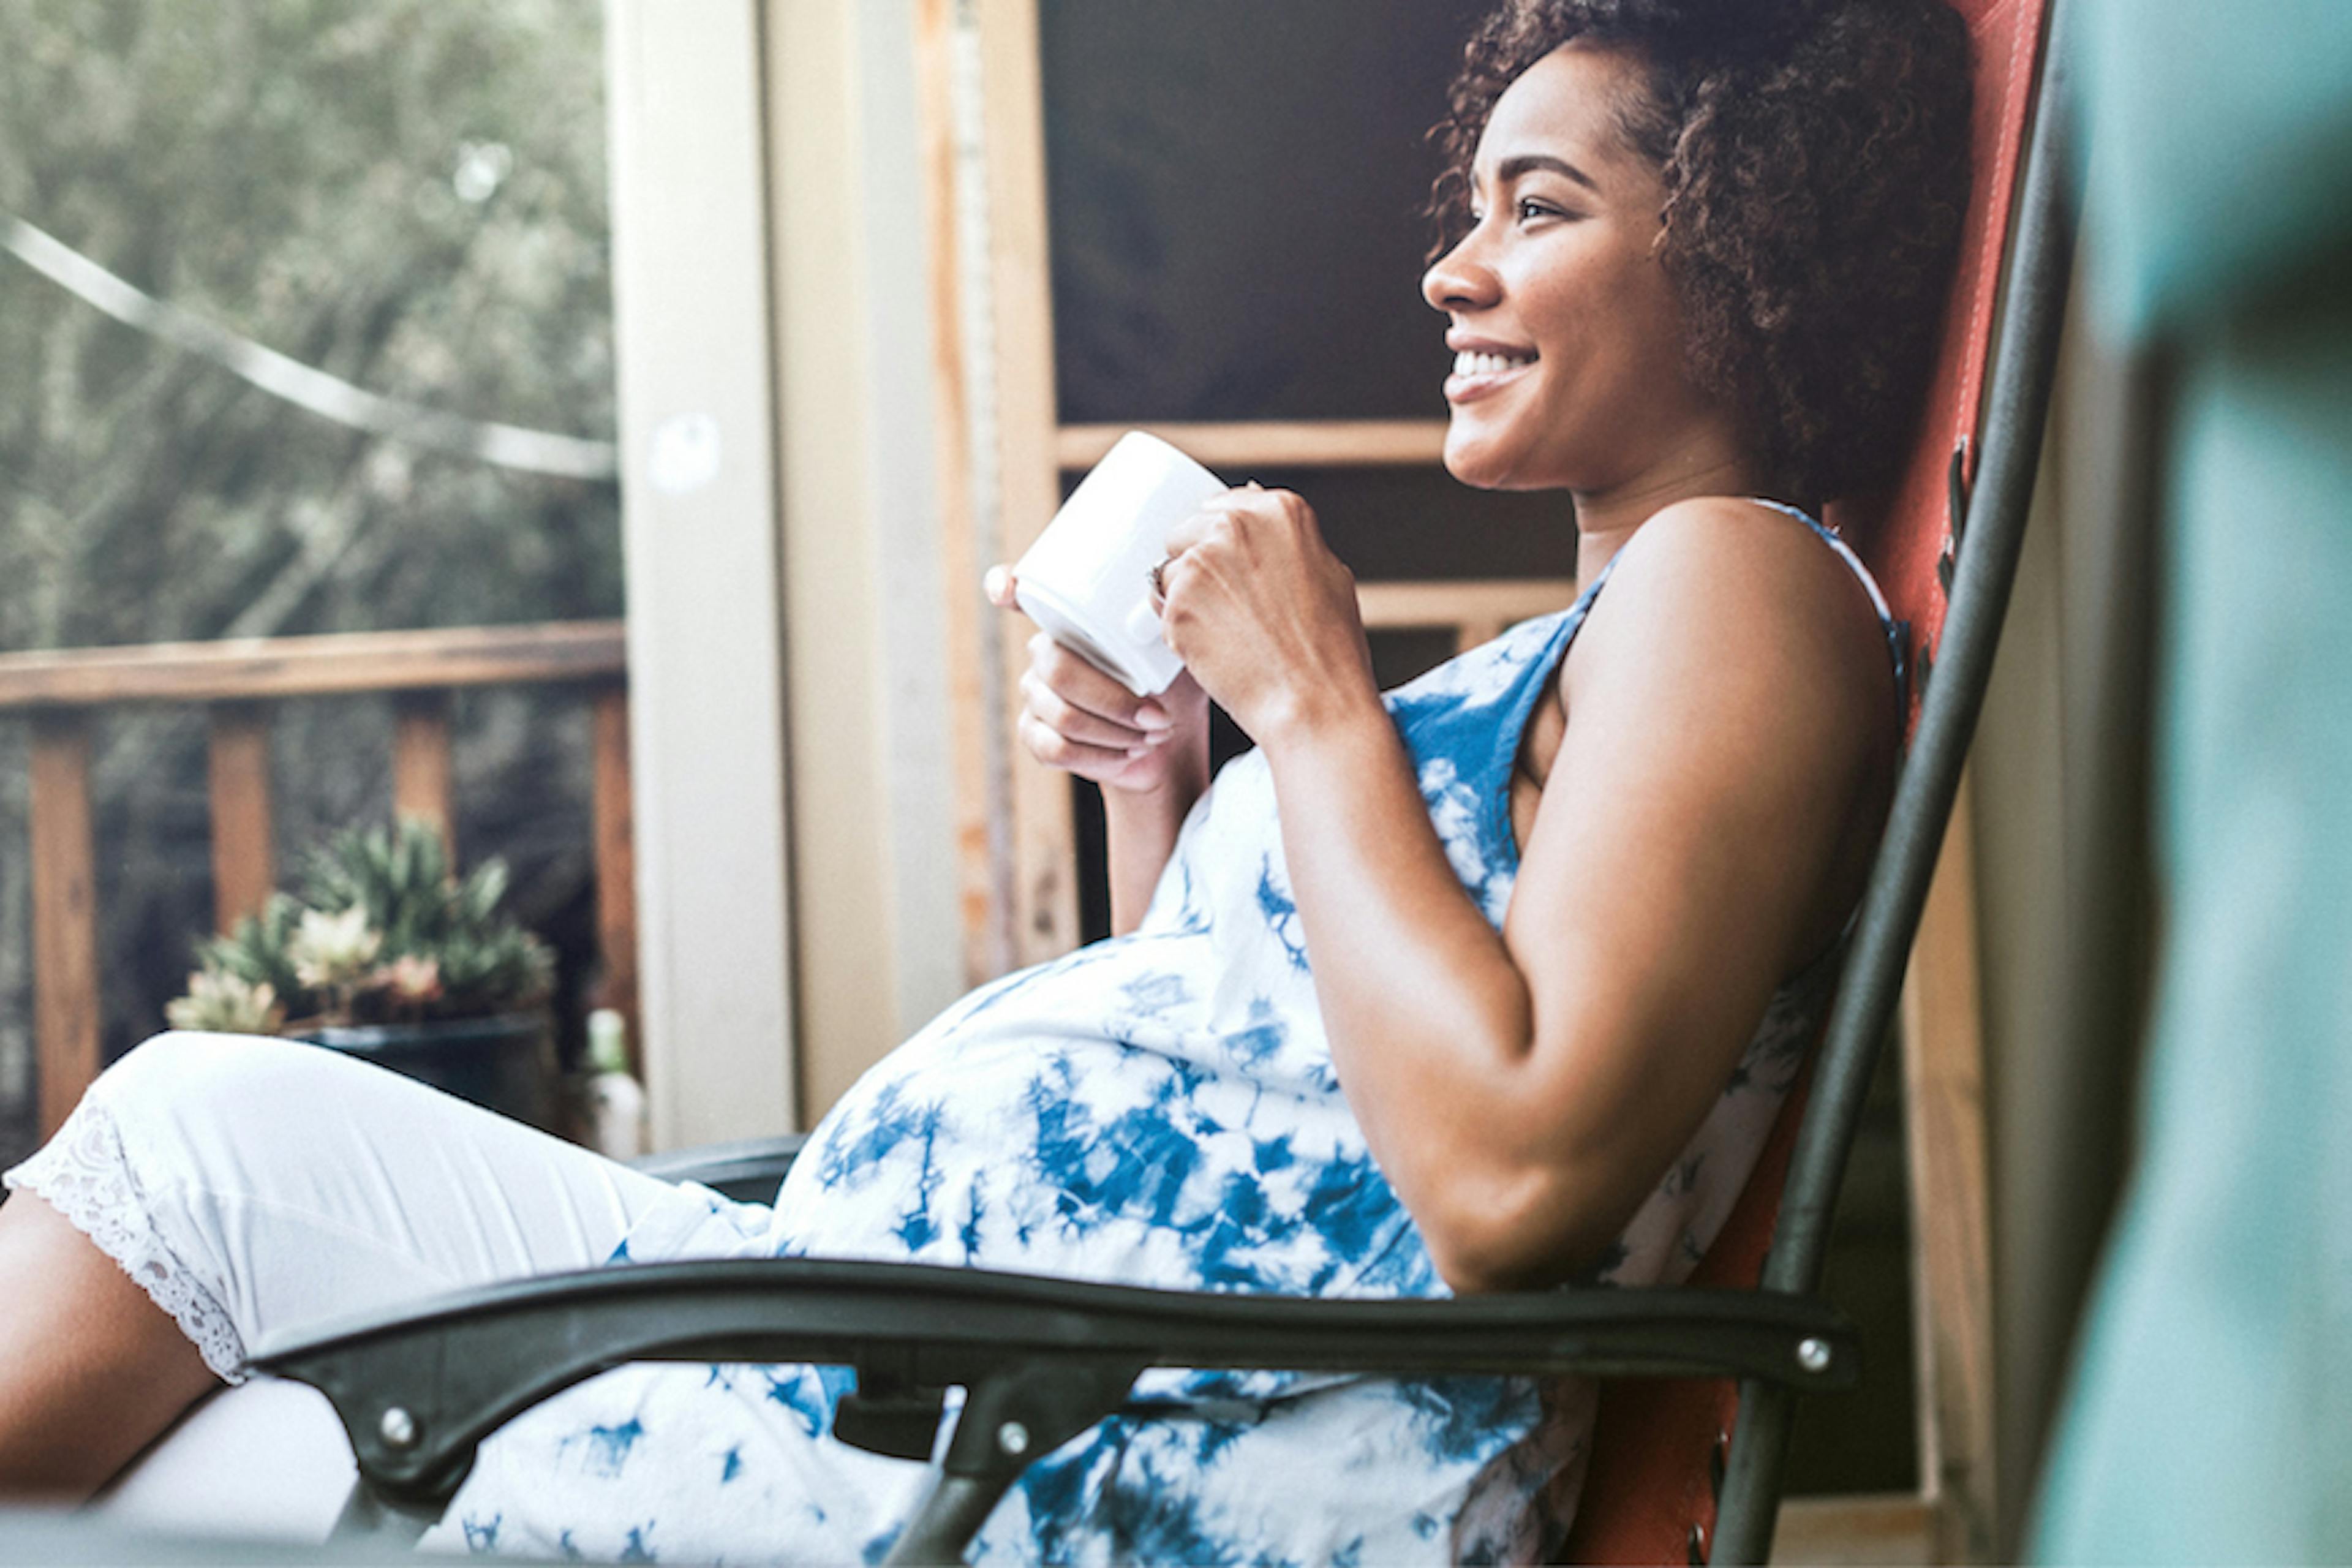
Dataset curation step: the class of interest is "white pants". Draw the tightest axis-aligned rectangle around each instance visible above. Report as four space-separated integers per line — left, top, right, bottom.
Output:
2 1032 685 1539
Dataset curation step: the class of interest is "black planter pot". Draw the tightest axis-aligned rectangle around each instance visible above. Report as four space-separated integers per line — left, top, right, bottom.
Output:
296 1012 559 1130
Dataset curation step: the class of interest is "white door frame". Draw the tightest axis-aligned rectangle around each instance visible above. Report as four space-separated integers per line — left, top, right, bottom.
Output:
603 0 798 1146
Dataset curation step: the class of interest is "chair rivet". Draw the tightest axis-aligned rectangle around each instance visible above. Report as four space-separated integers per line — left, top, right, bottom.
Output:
1687 1520 1709 1564
997 1420 1031 1456
379 1406 420 1450
1796 1336 1833 1374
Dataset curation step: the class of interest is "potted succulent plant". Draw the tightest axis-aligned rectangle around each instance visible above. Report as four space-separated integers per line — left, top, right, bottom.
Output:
167 818 560 1127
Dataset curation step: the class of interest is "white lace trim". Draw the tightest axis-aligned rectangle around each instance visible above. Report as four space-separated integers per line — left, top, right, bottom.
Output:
3 1098 249 1384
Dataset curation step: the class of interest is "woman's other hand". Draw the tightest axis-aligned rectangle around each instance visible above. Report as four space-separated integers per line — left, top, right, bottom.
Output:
1156 485 1378 744
985 565 1210 797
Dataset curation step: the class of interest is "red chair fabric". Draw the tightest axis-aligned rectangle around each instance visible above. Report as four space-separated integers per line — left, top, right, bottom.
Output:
1558 2 2051 1559
1848 0 2058 696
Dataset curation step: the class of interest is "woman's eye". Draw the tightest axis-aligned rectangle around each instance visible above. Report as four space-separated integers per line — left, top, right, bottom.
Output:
1516 197 1562 222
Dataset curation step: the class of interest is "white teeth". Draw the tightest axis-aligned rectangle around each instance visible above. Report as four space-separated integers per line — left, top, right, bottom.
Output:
1453 350 1534 377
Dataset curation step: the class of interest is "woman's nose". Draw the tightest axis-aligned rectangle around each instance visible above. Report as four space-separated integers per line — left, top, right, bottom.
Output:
1422 236 1501 314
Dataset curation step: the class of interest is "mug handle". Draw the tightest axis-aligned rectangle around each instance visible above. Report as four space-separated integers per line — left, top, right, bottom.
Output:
1121 599 1164 646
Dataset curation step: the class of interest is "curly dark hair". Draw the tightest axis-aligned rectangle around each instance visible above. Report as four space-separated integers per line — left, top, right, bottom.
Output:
1429 0 1973 503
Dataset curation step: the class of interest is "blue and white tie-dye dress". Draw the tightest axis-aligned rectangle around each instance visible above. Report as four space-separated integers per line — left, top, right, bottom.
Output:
429 508 1897 1566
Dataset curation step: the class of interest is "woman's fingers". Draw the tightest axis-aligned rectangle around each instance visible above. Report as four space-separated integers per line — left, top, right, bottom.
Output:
1162 483 1270 562
1024 635 1167 742
990 566 1186 778
1161 511 1216 560
1021 669 1161 752
1016 710 1148 776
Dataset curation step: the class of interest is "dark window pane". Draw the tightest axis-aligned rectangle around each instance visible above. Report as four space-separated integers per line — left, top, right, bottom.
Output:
1244 466 1577 584
1041 0 1493 424
1369 627 1463 692
1054 462 1575 584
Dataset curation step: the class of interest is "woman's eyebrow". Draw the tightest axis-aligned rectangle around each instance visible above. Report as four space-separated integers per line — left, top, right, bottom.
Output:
1495 153 1601 194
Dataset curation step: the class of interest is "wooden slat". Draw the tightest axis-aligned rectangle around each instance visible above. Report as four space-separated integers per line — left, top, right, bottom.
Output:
1899 783 1999 1562
982 0 1080 968
206 704 277 932
590 685 641 1057
1056 420 1450 472
1355 579 1578 633
391 692 456 856
918 0 1012 987
1455 619 1504 654
30 713 101 1138
1772 1493 1937 1565
0 620 625 710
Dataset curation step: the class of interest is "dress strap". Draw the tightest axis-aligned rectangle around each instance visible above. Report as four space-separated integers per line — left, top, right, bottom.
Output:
1746 498 1909 717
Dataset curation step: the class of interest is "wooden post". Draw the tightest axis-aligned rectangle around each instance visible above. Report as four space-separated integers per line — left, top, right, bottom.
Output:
207 703 277 930
1899 783 2000 1562
390 691 456 858
29 712 102 1139
590 685 640 1060
976 0 1080 968
918 0 1014 988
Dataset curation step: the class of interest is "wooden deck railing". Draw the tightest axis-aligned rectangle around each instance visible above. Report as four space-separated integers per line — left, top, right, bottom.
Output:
0 622 632 1139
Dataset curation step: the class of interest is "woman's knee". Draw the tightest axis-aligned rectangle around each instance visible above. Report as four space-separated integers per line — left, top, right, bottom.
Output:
90 1032 346 1134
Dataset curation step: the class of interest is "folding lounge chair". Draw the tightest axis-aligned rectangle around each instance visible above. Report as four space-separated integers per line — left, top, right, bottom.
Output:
249 1 2073 1559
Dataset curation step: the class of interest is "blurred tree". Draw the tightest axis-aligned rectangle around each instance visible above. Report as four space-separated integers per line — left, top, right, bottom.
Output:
0 0 618 649
0 0 619 1164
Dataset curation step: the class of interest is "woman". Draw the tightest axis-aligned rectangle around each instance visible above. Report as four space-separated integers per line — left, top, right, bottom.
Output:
0 0 1970 1559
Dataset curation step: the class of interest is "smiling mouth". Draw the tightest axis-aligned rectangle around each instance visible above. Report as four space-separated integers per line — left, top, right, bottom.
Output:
1444 348 1537 404
1451 349 1537 377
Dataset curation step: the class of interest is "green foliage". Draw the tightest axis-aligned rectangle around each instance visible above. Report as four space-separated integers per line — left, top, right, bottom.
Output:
194 892 307 1003
162 968 285 1036
179 818 554 1028
0 0 619 656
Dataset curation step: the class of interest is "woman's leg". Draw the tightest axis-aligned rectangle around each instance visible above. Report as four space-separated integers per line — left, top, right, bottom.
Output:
0 1189 216 1496
0 1031 688 1504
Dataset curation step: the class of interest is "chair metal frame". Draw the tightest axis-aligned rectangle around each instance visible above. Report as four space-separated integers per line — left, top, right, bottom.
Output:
248 7 2077 1559
1711 0 2078 1553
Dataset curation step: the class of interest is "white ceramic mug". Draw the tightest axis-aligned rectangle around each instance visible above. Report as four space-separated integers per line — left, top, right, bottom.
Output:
1012 429 1227 695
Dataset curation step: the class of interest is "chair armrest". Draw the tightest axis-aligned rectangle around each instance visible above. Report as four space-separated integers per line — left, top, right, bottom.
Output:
626 1134 809 1204
247 1258 1855 1507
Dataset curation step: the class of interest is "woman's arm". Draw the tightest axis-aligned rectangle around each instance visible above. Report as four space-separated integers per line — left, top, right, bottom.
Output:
1101 736 1210 934
1162 494 1894 1292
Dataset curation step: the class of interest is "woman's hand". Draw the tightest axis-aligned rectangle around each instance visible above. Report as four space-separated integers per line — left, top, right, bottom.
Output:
985 565 1210 797
1155 485 1378 744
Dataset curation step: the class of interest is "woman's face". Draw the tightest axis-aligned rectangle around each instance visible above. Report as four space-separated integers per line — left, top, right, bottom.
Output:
1422 43 1717 494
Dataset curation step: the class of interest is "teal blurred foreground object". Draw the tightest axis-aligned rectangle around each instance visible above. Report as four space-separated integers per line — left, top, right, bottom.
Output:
2076 0 2352 342
2034 2 2352 1561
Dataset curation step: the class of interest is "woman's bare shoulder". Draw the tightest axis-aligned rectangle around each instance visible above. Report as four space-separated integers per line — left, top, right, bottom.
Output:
1569 494 1896 745
1518 495 1897 1009
1614 496 1880 624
